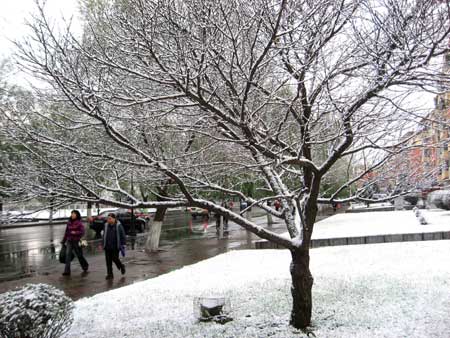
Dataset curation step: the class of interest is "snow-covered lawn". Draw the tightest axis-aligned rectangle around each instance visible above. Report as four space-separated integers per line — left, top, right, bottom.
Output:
312 209 450 239
66 240 450 338
349 202 394 209
2 208 117 220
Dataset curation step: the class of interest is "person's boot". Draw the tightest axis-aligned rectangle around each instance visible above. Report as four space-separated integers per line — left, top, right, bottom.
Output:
120 265 126 275
62 271 70 276
105 274 113 280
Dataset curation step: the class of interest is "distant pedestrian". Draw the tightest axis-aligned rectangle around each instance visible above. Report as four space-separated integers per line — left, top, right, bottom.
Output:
103 213 126 280
214 211 221 234
228 200 234 210
274 199 281 212
240 200 247 212
61 210 89 276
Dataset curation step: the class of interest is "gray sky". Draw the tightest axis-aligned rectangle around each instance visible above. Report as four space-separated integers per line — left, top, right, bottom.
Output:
0 0 81 59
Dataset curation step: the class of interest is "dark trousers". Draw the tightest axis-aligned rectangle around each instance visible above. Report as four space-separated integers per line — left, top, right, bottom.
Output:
105 249 123 276
64 240 89 273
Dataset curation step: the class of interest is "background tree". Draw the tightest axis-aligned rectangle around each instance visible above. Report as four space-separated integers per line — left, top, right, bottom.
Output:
1 0 449 329
0 60 37 217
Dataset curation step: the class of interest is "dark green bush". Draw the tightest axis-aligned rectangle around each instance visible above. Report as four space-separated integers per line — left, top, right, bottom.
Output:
0 283 74 338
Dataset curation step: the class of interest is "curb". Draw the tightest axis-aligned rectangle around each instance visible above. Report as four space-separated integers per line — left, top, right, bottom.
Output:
345 206 394 213
255 231 450 249
0 220 67 229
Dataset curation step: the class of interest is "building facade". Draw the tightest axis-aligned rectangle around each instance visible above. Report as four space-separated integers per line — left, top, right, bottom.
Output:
408 53 450 189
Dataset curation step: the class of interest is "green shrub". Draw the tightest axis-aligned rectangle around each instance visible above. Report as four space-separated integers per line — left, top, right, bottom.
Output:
0 283 74 338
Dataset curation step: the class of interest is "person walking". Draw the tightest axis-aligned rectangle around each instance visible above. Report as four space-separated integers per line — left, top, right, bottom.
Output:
61 210 89 276
103 213 126 280
274 199 281 212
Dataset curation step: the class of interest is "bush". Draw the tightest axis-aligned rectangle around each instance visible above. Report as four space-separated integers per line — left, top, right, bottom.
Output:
0 283 74 338
404 194 419 206
443 193 450 210
427 190 450 210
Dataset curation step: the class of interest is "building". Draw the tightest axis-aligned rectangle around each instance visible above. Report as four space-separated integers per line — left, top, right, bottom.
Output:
349 52 450 195
405 53 450 189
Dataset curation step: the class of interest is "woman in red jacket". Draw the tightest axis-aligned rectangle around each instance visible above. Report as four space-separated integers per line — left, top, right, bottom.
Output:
61 210 89 276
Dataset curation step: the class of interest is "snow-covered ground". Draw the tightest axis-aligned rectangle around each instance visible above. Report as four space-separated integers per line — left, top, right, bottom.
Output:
266 209 450 241
2 208 158 221
66 239 450 338
349 201 394 209
2 208 117 220
312 209 450 239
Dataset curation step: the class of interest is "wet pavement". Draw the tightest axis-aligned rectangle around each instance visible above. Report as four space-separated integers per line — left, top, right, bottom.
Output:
0 210 203 281
0 212 297 300
0 209 194 253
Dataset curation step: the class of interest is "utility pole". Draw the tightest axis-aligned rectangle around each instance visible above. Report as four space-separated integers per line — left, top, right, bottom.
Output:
130 172 136 249
219 215 224 239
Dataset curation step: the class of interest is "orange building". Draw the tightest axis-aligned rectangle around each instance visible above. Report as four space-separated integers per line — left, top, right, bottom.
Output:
352 53 449 193
405 52 450 188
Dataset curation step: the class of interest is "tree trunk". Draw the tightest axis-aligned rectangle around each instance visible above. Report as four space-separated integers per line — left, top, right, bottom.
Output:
246 207 253 222
146 220 163 252
145 206 167 252
266 212 273 226
289 248 314 329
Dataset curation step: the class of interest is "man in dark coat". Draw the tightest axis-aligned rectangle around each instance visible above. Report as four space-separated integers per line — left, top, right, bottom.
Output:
103 213 126 279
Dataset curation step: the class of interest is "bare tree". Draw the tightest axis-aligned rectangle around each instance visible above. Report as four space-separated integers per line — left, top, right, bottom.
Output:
1 0 449 329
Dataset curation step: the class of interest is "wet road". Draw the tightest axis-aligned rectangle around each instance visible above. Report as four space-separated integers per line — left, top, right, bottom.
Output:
0 223 65 254
0 209 194 254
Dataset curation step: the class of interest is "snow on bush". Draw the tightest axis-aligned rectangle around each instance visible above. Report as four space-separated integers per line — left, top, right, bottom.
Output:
404 194 419 206
427 190 450 210
0 283 74 338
